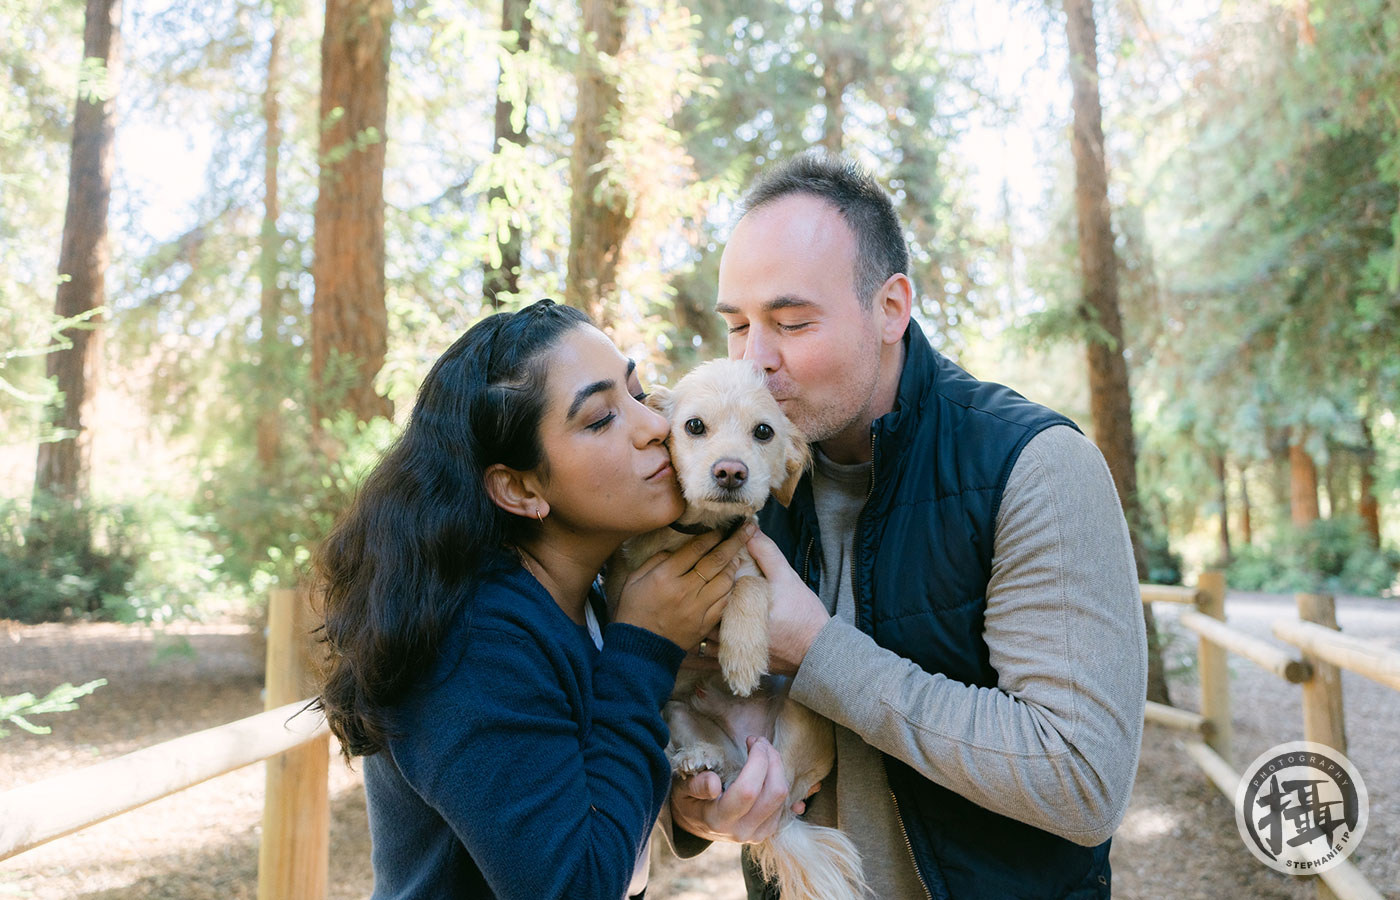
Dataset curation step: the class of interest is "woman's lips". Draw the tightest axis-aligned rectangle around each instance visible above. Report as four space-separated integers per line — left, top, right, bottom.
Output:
647 461 674 481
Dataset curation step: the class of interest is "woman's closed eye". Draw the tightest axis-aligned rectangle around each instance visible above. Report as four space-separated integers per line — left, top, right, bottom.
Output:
586 410 616 431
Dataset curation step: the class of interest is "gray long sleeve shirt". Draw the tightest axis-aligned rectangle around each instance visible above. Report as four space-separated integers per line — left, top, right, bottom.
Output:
794 424 1147 896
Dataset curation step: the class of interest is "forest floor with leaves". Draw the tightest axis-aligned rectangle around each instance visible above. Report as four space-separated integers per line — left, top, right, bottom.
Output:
1 592 1397 900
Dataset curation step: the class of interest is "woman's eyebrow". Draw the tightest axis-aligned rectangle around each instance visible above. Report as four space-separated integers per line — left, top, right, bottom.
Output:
567 360 637 421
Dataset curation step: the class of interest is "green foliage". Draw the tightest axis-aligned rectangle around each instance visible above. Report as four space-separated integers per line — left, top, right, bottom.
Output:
1140 526 1184 587
0 496 141 623
0 494 255 625
203 409 399 590
0 679 106 738
76 56 112 103
1226 517 1399 596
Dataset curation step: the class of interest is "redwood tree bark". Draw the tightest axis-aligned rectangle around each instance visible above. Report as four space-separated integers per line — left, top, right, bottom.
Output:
311 0 393 428
483 0 532 309
1064 0 1170 704
1359 419 1381 547
566 0 630 328
1289 437 1321 526
257 23 284 470
34 0 122 506
1214 452 1232 564
818 1 850 155
1240 463 1254 545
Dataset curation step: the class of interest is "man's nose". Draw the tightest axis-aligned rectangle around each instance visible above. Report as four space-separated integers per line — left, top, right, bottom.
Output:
743 329 779 372
711 458 748 490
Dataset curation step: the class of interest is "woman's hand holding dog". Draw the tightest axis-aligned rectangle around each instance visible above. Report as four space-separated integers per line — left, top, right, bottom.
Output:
614 524 754 650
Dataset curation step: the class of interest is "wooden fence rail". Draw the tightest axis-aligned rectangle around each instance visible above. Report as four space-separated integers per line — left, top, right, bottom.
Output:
1142 576 1398 900
0 699 326 862
3 581 1395 900
0 588 327 900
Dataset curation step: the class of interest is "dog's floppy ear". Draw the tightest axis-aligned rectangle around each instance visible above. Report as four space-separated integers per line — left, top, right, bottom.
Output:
771 423 812 507
645 384 674 420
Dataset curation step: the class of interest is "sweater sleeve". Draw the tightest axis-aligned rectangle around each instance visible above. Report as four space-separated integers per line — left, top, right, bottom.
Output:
390 619 684 899
788 425 1148 846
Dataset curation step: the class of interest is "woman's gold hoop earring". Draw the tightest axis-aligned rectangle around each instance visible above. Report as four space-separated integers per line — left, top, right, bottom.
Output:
535 508 545 524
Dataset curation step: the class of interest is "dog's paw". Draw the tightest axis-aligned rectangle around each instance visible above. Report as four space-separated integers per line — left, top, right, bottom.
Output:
668 744 726 778
719 648 764 697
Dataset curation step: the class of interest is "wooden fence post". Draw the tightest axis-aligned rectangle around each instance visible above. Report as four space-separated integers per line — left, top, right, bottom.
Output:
257 588 330 900
1296 591 1347 754
1296 591 1347 900
1195 571 1232 764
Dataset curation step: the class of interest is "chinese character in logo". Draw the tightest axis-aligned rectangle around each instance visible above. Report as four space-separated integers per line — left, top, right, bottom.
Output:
1253 774 1347 856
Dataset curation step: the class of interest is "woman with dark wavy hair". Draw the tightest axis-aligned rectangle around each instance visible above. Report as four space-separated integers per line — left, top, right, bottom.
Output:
314 299 748 899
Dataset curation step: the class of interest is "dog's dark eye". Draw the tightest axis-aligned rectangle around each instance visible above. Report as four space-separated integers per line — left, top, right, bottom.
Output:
753 423 774 442
685 418 706 436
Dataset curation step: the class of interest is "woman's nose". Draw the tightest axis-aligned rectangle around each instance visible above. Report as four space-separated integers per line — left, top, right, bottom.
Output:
637 402 670 445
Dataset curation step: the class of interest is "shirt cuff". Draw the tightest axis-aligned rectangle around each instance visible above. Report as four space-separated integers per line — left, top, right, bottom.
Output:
602 622 685 672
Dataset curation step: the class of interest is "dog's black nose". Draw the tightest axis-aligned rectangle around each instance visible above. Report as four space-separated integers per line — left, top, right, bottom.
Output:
712 459 748 489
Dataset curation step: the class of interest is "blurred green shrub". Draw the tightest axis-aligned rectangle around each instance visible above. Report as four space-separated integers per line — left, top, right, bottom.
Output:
0 496 139 622
0 494 254 624
1226 516 1399 596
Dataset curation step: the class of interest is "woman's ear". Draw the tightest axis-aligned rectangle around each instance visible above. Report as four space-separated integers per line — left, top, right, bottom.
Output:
484 464 548 520
771 423 812 507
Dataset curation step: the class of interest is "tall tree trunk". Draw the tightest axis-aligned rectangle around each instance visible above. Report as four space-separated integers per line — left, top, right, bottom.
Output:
1322 444 1345 518
818 1 849 155
1359 419 1381 547
1239 462 1254 545
257 23 284 471
483 0 532 309
566 0 630 327
34 0 122 507
1064 0 1170 705
312 0 393 429
1289 436 1321 526
1214 452 1232 564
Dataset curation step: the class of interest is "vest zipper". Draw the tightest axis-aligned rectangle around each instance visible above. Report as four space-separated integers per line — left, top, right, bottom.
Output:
885 758 935 900
801 535 815 586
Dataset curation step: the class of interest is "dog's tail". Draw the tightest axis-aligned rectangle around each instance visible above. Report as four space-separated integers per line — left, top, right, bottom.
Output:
750 816 866 900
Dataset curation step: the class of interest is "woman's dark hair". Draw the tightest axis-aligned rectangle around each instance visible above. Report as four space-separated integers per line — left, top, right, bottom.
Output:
313 299 590 758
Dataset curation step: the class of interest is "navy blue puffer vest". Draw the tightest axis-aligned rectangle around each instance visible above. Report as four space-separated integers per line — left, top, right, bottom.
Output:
758 324 1113 899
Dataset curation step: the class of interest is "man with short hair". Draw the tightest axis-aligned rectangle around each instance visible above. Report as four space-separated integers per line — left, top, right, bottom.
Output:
666 151 1147 899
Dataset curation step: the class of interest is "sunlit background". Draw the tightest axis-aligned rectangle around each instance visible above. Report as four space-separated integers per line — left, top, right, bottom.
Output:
2 0 1397 627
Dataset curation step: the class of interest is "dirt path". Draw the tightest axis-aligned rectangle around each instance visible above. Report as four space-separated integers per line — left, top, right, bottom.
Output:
1 595 1396 899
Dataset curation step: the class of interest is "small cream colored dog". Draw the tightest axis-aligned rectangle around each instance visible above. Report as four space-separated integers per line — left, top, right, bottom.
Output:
607 359 866 900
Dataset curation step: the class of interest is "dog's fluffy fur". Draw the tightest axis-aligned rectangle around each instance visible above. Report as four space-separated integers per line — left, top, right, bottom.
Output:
607 359 866 900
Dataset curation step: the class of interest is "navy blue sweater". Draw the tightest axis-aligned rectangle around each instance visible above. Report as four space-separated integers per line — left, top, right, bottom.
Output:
363 563 684 900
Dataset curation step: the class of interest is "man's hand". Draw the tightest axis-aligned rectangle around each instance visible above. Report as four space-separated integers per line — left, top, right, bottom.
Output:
670 737 802 844
746 529 829 675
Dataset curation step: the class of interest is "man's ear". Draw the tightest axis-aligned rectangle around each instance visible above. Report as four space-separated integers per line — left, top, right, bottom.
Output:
484 463 547 520
645 384 674 420
876 273 914 345
771 423 812 507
